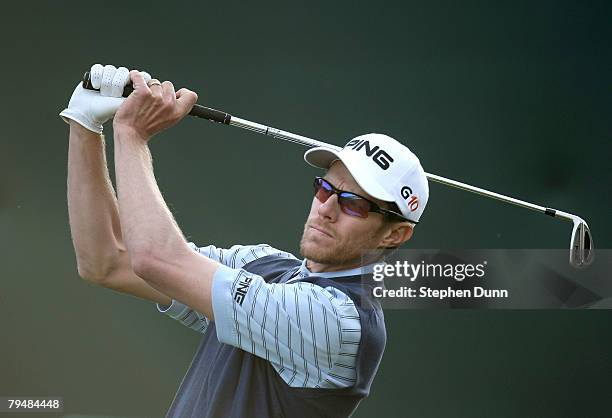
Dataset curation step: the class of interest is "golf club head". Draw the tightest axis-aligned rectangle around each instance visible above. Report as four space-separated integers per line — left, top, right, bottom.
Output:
569 219 594 268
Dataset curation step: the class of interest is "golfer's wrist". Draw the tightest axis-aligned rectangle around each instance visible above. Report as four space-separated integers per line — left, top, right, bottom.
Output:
69 119 102 138
113 124 150 144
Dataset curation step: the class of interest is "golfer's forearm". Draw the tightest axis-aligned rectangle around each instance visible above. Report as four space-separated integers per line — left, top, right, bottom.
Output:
67 122 125 280
113 130 191 280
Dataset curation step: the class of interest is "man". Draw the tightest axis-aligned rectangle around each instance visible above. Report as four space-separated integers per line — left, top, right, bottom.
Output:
61 64 429 418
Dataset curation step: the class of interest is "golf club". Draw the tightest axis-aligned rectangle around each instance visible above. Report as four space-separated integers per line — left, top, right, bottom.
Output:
82 72 594 268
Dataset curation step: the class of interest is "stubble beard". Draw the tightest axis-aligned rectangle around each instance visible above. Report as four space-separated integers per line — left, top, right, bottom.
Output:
299 222 385 266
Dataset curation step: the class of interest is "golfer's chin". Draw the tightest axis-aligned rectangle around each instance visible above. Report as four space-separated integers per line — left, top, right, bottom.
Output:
300 231 337 262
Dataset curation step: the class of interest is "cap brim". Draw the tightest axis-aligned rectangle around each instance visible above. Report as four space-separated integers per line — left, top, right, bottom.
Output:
304 147 395 203
303 147 341 170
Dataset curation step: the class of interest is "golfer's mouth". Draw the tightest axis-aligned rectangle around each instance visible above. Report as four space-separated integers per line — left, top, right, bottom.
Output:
309 225 333 238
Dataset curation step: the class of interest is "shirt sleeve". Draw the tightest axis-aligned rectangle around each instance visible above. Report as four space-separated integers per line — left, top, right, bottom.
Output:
211 264 362 389
157 299 211 334
156 243 297 334
189 242 297 269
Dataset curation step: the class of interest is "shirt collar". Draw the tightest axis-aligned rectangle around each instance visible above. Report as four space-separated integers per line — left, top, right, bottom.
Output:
294 258 379 280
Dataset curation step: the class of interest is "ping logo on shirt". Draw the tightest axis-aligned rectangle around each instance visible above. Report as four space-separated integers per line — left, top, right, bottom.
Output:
345 139 394 170
234 275 253 305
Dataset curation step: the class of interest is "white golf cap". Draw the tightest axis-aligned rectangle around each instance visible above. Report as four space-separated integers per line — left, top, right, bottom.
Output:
304 133 429 223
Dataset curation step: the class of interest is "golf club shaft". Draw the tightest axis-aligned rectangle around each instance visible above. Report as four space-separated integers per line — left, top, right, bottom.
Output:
81 72 575 224
229 116 574 223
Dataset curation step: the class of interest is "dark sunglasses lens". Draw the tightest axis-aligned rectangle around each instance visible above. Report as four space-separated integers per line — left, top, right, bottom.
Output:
314 178 334 203
339 194 370 218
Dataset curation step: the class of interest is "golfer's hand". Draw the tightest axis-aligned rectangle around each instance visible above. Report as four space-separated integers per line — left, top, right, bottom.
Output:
113 71 198 140
60 64 151 133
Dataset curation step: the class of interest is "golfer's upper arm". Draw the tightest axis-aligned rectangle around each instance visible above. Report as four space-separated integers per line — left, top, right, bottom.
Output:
211 265 361 389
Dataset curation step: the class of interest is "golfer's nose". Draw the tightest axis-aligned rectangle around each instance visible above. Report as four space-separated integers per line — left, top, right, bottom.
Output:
317 193 340 221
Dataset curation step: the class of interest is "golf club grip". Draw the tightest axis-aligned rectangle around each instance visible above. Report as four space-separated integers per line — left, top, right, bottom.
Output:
81 71 231 125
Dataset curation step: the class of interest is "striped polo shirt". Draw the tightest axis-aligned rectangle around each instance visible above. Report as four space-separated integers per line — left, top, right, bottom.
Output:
158 243 378 389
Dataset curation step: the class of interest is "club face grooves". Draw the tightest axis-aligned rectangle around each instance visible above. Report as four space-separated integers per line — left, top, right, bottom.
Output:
570 221 594 268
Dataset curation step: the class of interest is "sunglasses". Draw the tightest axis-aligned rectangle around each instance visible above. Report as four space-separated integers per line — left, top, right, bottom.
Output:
313 177 415 223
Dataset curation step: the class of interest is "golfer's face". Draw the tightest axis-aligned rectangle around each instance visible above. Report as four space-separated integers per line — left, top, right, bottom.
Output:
300 161 388 268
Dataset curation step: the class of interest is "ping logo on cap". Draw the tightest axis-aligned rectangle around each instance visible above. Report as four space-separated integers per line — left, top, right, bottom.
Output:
401 186 419 212
345 139 394 170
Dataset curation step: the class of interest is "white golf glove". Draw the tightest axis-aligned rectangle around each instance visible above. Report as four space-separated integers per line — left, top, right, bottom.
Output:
60 64 151 133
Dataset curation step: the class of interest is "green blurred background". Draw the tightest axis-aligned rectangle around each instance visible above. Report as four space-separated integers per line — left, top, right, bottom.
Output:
1 1 610 417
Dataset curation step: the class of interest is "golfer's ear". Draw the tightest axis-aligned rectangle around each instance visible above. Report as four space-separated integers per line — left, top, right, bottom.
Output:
380 222 413 247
